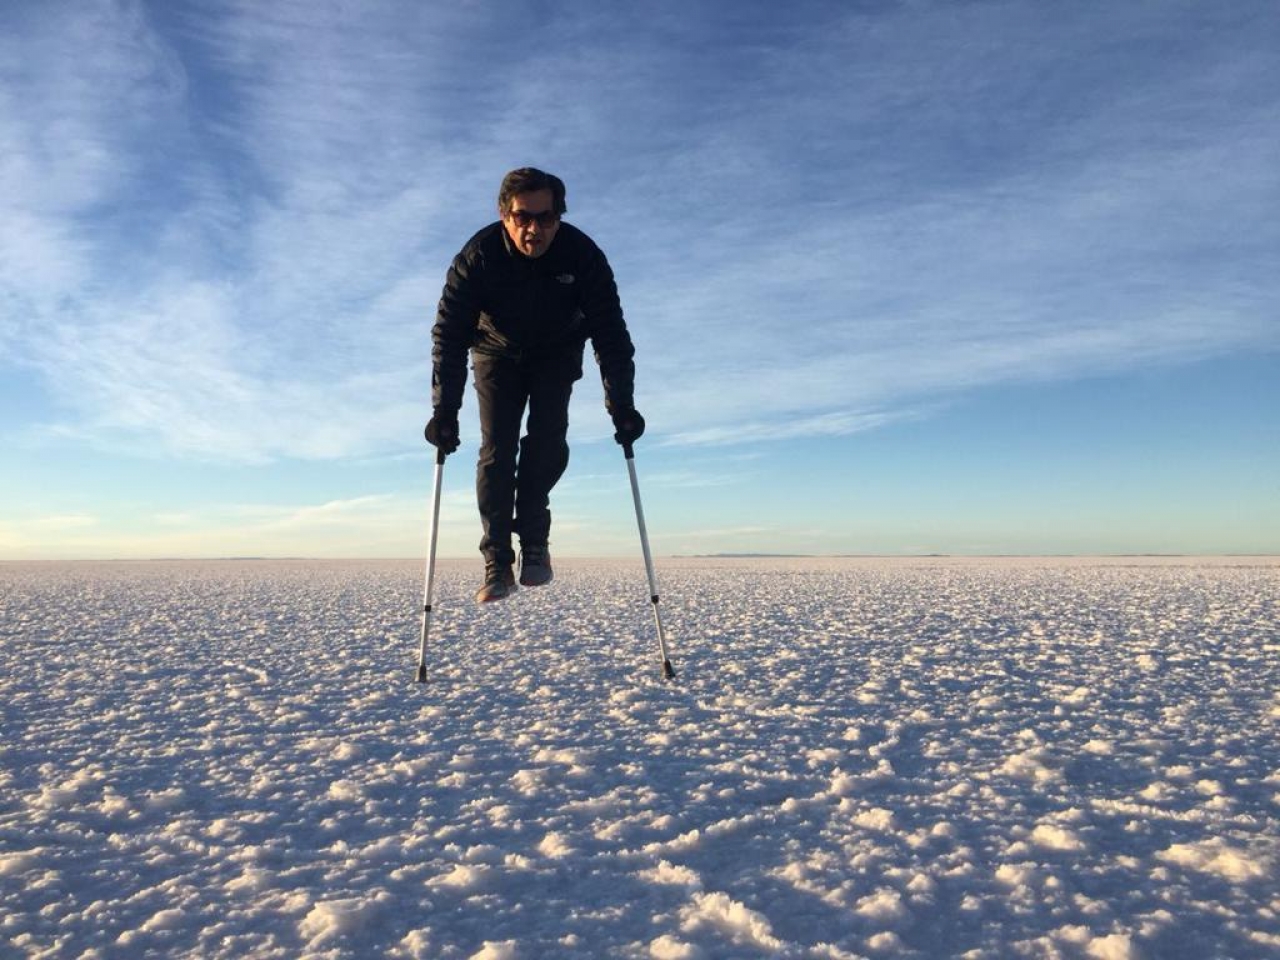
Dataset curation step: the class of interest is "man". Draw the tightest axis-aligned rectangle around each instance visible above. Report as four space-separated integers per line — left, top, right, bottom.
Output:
426 168 646 602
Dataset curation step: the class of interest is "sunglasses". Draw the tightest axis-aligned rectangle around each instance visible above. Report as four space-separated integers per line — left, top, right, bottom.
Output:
506 209 560 228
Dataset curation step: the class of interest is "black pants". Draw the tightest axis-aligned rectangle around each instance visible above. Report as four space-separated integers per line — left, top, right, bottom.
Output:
473 351 582 565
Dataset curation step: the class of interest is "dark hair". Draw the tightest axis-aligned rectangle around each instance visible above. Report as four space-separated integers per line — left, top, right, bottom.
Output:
498 168 567 216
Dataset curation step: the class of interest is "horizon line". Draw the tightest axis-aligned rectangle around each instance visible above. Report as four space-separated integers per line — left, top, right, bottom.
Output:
3 552 1277 564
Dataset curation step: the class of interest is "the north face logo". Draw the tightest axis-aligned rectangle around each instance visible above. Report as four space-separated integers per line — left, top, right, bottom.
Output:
555 274 575 284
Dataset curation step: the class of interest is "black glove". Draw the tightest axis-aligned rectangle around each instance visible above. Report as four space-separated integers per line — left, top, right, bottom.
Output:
424 410 460 454
611 407 645 447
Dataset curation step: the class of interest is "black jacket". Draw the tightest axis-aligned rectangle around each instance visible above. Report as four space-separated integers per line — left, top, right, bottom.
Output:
432 221 635 415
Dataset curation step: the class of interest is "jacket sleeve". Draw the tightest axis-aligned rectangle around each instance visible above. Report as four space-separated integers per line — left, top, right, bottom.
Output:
581 245 636 412
431 251 480 413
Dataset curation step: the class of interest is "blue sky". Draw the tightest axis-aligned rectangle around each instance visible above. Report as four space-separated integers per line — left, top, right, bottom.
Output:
2 0 1277 560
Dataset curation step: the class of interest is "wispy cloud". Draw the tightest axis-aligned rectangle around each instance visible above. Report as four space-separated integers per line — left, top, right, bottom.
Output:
663 410 910 448
600 3 1280 443
2 2 470 462
0 513 98 557
28 514 98 531
2 0 1276 470
0 492 441 559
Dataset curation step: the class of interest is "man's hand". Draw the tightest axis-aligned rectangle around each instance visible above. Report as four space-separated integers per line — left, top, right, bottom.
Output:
611 407 645 447
424 410 460 454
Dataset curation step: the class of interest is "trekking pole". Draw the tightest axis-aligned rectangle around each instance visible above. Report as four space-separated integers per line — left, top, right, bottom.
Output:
623 441 676 680
415 448 447 683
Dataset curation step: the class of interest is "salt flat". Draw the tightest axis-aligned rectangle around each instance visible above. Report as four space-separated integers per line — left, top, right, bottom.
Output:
1 557 1277 959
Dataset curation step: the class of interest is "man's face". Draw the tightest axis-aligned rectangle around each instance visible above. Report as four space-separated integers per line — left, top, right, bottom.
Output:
502 188 560 258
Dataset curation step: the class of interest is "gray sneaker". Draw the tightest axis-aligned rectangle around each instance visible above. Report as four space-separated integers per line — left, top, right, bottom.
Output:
475 561 517 603
519 545 553 587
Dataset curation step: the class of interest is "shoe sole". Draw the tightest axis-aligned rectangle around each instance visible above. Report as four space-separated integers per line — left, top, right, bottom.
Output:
519 570 553 587
475 583 517 603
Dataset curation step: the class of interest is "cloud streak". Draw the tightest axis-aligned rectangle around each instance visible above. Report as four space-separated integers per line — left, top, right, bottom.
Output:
2 0 1277 469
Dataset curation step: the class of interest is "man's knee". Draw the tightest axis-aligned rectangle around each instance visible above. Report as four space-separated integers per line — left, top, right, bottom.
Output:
478 427 520 467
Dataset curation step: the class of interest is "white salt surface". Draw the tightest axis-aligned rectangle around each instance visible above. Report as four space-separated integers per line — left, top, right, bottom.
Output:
1 556 1277 958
